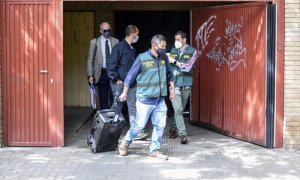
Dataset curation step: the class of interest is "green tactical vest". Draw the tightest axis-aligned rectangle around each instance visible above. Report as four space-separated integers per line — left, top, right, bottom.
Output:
170 46 196 87
136 52 168 98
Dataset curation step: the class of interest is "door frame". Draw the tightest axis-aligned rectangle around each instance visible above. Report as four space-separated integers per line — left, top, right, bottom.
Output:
1 0 284 147
59 0 283 148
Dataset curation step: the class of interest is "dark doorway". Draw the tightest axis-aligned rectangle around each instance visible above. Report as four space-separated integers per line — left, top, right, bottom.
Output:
115 11 190 54
115 11 191 118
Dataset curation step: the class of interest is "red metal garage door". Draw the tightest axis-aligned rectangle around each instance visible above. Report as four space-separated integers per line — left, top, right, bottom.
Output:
191 3 269 146
1 0 63 146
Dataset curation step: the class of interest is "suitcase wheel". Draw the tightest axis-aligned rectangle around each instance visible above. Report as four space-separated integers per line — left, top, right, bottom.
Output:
92 148 97 154
87 140 93 146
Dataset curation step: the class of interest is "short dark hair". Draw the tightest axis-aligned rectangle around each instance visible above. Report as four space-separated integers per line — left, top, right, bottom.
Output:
175 31 187 39
125 25 138 36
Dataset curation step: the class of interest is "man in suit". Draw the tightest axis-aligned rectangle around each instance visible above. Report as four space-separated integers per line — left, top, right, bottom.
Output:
87 22 119 110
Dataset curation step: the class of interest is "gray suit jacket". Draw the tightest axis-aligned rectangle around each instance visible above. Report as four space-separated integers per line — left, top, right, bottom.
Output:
87 36 119 83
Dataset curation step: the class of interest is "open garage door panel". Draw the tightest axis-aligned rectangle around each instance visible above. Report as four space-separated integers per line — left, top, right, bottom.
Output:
2 0 63 146
191 3 270 147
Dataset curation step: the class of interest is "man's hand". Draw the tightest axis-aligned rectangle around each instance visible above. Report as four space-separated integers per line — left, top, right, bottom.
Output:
88 76 94 85
119 92 127 102
169 90 175 101
116 80 123 84
168 56 183 68
169 82 175 101
118 86 129 102
168 57 176 64
176 62 183 68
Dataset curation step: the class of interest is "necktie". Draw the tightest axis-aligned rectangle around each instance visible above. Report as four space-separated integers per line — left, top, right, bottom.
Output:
105 40 110 64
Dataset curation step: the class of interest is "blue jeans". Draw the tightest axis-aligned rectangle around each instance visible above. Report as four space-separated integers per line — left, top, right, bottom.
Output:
124 98 167 153
110 82 137 126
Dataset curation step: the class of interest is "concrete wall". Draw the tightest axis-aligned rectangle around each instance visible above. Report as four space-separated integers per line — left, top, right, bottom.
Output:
284 0 300 149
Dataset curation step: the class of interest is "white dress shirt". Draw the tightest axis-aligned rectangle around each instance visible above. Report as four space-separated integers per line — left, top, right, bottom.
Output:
100 35 112 68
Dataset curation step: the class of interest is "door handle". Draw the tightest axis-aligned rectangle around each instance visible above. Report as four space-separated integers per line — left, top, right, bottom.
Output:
40 70 48 74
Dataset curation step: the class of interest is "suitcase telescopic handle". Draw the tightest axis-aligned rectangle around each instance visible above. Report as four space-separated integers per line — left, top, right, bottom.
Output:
112 100 123 123
113 114 120 123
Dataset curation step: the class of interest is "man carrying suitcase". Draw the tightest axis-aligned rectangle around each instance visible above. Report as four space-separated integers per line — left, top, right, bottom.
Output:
108 25 148 140
118 34 175 160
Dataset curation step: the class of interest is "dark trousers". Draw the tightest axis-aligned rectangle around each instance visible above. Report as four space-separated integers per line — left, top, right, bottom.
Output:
110 82 137 126
96 71 113 110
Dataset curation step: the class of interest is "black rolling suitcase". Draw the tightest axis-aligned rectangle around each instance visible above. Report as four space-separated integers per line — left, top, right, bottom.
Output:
87 109 125 153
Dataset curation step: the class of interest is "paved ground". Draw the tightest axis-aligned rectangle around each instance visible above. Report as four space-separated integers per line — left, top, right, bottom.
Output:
1 108 300 180
64 107 94 145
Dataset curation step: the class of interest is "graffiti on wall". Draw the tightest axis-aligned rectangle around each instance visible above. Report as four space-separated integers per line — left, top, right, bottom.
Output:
195 16 247 71
195 15 217 56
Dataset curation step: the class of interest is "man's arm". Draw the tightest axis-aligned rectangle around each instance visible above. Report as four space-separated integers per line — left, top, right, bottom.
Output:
124 57 142 87
180 50 199 72
165 55 175 101
119 57 142 102
169 81 175 101
168 50 198 72
107 45 121 82
165 55 175 82
87 39 96 84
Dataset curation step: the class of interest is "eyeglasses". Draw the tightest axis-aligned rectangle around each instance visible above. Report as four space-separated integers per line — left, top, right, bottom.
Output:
102 29 110 32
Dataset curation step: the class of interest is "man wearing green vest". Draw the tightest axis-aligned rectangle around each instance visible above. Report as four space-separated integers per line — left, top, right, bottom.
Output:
168 31 198 144
118 34 175 160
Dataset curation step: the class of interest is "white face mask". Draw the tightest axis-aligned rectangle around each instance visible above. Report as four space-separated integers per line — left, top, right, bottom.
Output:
175 40 183 49
133 35 139 44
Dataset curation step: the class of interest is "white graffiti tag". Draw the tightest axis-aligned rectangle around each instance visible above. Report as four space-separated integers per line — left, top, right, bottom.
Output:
206 17 246 71
195 16 217 56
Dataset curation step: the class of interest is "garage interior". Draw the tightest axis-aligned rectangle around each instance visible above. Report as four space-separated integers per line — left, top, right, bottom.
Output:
63 1 234 145
62 1 276 148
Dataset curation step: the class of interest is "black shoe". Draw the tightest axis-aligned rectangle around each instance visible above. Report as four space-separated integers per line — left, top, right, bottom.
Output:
169 129 177 139
180 135 188 144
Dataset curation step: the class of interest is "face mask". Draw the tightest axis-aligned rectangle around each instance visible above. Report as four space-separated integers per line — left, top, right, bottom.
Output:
132 35 139 44
157 48 166 56
175 40 183 49
102 31 110 39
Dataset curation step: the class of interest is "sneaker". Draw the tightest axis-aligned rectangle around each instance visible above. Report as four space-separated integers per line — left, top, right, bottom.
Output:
119 141 129 156
133 131 149 140
169 129 177 139
149 151 168 160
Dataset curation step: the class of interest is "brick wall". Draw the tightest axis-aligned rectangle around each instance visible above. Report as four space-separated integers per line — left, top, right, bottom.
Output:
284 0 300 149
